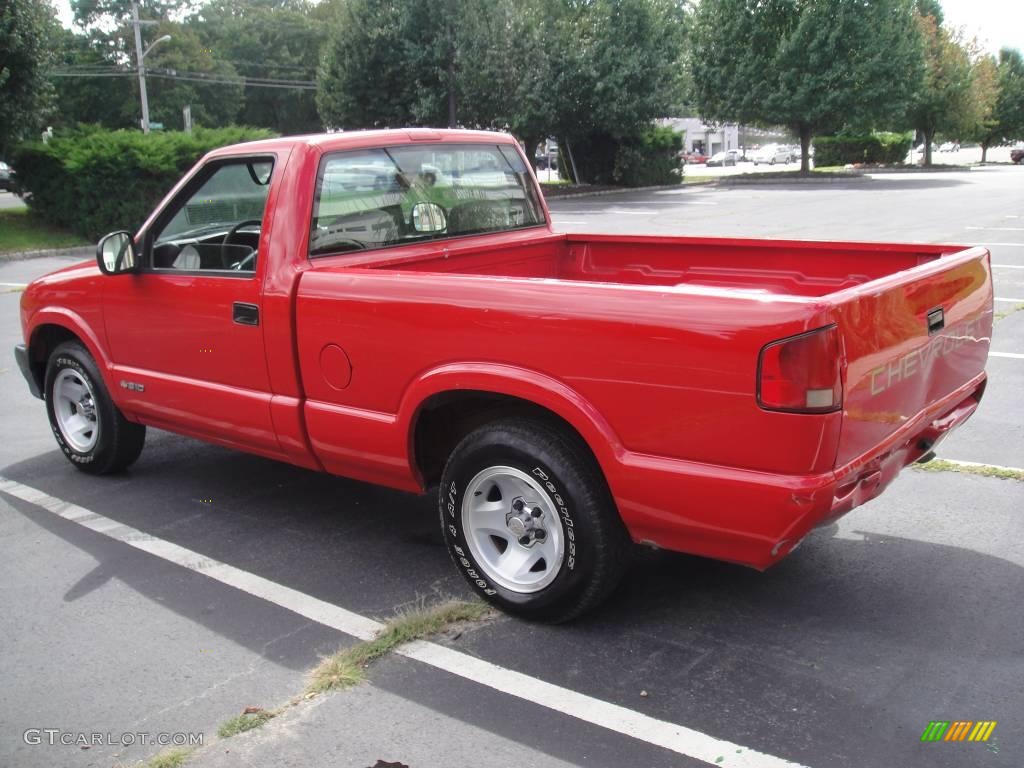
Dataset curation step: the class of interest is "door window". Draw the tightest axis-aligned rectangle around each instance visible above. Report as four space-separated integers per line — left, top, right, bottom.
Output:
151 159 274 273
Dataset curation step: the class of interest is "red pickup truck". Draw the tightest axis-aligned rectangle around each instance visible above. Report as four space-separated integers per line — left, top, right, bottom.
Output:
16 129 992 620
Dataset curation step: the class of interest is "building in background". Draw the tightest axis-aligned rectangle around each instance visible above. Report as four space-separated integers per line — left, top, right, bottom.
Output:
659 117 738 156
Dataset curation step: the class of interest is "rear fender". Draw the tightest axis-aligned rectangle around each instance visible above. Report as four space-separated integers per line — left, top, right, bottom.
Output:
399 363 625 486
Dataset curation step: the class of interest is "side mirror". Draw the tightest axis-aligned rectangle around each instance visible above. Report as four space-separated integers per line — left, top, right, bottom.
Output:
96 231 138 275
411 202 446 234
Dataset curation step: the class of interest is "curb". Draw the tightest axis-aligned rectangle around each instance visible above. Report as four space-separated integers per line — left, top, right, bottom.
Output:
713 174 867 186
544 175 870 198
0 245 92 262
542 183 683 200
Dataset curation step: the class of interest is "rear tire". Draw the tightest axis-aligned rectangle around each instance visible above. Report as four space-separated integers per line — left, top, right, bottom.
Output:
439 418 630 622
45 341 146 474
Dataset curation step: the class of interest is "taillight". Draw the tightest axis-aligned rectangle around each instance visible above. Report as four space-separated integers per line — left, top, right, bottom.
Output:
758 325 842 413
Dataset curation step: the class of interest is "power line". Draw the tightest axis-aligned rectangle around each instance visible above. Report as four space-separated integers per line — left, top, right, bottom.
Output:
49 67 318 90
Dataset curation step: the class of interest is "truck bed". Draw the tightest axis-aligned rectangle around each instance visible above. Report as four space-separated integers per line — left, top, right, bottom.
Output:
361 232 970 298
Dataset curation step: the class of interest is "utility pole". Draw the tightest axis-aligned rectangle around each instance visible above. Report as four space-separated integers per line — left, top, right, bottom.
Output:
132 3 151 133
131 4 168 133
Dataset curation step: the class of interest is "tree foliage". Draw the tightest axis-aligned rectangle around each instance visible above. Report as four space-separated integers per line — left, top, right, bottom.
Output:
976 48 1024 159
317 0 688 183
0 0 60 155
692 0 923 171
55 0 323 134
190 0 325 134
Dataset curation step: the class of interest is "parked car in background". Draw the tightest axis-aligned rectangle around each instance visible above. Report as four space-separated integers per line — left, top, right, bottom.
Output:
0 161 13 191
680 150 708 165
706 149 741 167
1011 147 1024 164
939 142 960 153
752 145 792 166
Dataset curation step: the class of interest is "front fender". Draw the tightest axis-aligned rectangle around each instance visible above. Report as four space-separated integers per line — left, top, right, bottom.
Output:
26 308 115 390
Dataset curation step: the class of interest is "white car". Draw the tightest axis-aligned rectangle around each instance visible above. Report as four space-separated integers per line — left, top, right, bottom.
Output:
752 145 792 165
939 142 960 152
706 149 741 167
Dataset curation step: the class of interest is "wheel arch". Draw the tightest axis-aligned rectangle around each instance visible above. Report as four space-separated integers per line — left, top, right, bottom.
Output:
26 313 111 398
402 364 624 491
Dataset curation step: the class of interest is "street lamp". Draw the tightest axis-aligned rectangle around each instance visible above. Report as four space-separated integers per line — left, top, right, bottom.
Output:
132 2 171 134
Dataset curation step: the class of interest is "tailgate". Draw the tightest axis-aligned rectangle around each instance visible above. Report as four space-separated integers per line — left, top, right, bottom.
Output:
833 246 992 467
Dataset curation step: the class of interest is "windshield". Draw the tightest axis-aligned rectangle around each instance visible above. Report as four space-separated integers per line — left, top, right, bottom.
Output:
309 143 546 256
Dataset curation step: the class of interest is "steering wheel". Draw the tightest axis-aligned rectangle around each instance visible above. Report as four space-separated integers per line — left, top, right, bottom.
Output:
221 219 262 269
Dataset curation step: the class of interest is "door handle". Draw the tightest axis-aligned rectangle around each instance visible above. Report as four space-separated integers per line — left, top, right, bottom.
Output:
233 302 259 326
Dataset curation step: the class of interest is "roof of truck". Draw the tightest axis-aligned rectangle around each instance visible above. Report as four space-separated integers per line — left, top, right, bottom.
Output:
206 128 520 158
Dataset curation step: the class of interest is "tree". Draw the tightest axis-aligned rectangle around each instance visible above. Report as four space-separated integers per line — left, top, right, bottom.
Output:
190 0 326 135
908 13 977 167
317 0 688 182
969 54 999 161
0 0 60 155
977 48 1024 161
141 22 245 129
50 26 138 130
692 0 923 172
313 0 421 128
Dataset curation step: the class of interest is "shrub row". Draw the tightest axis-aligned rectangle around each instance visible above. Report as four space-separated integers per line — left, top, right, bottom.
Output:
564 125 682 187
13 125 276 240
613 124 683 187
812 132 913 167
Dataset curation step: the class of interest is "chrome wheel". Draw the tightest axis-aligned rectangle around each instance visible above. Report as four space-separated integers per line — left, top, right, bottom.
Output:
462 466 565 593
52 368 99 452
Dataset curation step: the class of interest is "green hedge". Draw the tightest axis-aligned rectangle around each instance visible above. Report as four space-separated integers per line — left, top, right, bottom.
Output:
13 125 276 240
613 125 683 187
812 132 912 167
565 125 682 186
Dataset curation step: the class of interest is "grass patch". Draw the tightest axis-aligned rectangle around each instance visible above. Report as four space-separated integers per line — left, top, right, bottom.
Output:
142 747 193 768
913 458 1024 481
0 208 88 254
307 599 490 694
217 709 276 738
682 174 715 184
994 303 1024 321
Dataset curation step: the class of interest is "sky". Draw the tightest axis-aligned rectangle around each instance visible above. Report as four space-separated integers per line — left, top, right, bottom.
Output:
52 0 1024 57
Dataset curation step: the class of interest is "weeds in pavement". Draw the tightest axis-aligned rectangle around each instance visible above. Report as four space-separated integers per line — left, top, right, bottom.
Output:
142 747 193 768
994 303 1024 321
217 709 276 738
307 599 490 694
913 459 1024 481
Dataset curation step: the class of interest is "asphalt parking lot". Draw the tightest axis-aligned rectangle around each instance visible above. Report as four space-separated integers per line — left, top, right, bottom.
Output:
1 166 1022 768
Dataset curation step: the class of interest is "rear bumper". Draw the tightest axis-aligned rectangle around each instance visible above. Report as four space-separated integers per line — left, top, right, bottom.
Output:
610 372 987 570
14 344 42 399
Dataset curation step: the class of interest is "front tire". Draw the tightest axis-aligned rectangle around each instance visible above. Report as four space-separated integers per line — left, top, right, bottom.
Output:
439 418 630 622
45 341 146 474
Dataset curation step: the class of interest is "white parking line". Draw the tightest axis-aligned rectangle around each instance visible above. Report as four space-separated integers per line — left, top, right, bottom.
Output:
995 297 1024 303
967 226 1024 231
976 243 1024 247
992 264 1024 269
990 351 1024 359
0 477 810 768
0 282 27 288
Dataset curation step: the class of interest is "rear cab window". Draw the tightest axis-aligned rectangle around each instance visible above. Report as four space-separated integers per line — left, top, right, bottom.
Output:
309 142 546 257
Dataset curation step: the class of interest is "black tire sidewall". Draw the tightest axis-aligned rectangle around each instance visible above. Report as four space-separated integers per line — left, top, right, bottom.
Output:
44 344 118 471
441 427 601 619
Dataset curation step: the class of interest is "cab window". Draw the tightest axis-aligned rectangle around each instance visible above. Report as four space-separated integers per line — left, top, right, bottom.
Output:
309 143 546 257
151 158 274 273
